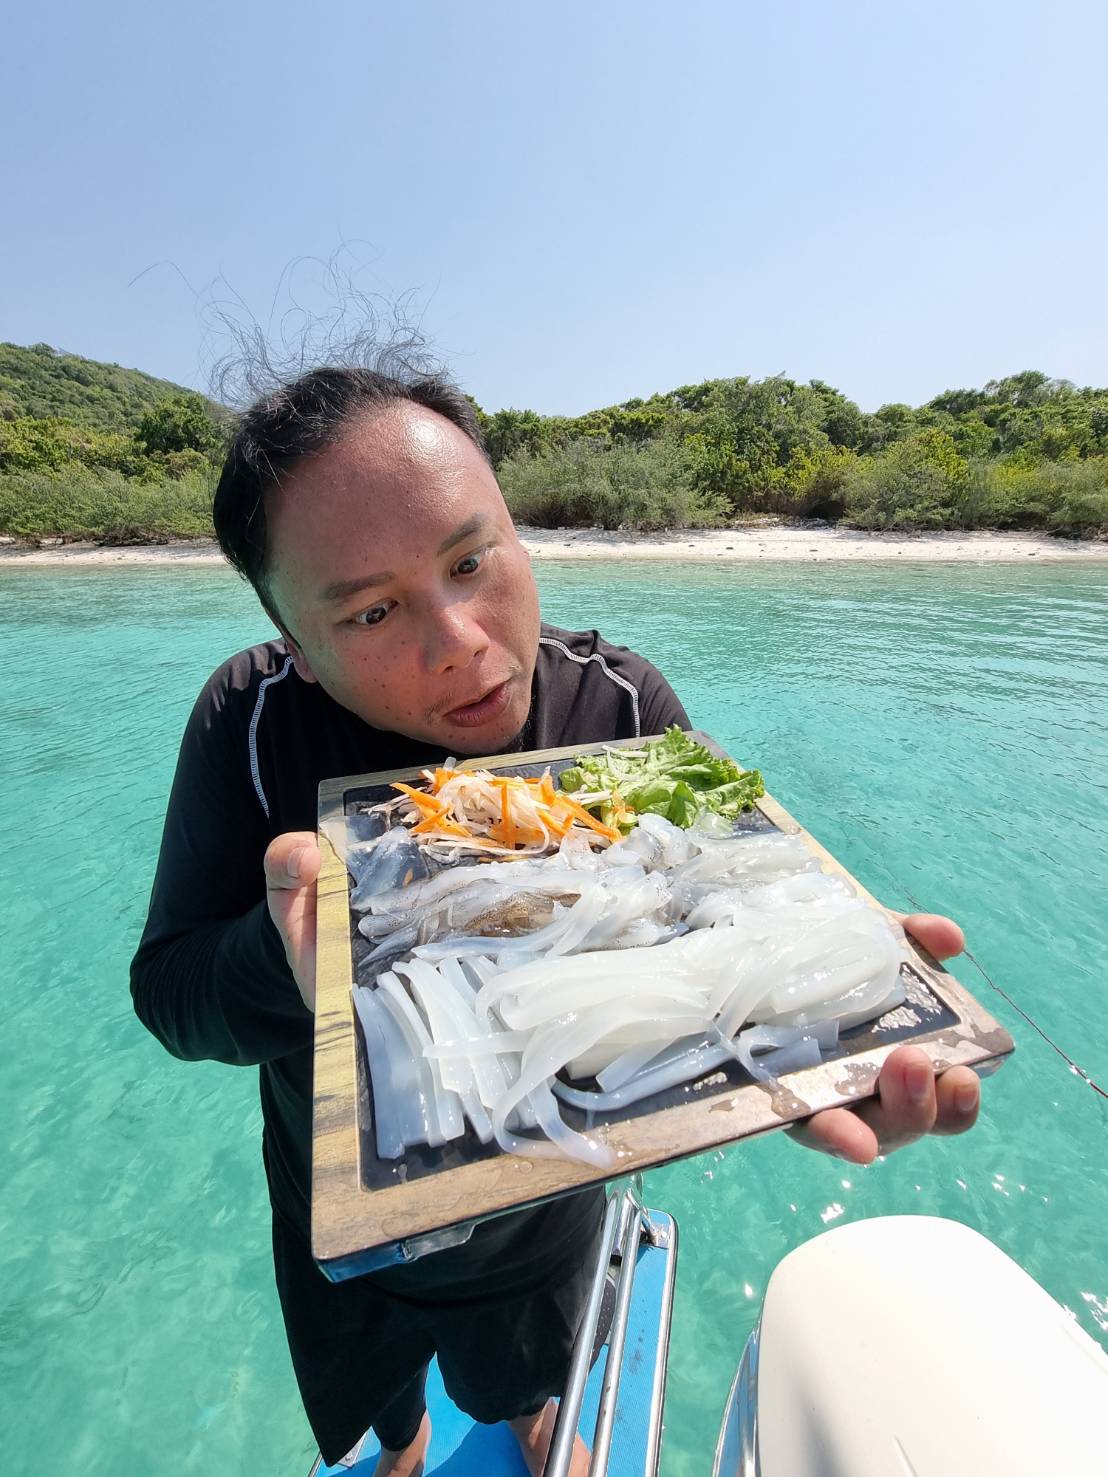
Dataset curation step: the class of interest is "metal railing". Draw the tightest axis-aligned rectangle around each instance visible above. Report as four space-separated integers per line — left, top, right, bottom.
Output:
543 1185 651 1477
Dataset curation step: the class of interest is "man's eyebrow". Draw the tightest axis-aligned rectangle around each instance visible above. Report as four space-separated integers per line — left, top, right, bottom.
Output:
437 514 488 556
319 517 491 603
320 569 395 603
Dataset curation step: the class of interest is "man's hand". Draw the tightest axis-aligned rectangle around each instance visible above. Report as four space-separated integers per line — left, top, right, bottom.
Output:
264 832 323 1011
789 912 981 1165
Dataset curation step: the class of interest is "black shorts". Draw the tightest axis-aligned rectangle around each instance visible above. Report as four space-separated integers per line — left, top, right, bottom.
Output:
272 1189 606 1465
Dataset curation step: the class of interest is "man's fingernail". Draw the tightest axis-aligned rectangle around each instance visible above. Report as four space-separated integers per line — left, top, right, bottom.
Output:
288 847 305 879
955 1082 978 1115
906 1062 932 1103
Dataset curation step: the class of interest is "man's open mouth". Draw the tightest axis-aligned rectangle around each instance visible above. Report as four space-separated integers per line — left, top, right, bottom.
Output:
444 679 513 727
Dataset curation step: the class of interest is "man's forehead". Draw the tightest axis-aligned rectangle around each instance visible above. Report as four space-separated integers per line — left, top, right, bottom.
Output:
268 401 505 598
329 401 481 481
280 402 489 511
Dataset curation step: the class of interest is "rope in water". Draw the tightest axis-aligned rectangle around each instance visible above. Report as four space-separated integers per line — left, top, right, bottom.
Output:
902 888 1108 1104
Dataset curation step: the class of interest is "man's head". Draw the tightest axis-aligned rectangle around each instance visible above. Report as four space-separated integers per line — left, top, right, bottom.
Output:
213 368 541 753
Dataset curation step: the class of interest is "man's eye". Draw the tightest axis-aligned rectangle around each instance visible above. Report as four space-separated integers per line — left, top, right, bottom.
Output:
353 602 391 628
453 549 485 577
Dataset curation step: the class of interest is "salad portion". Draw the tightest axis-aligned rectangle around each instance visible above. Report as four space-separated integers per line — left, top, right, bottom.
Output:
377 728 765 860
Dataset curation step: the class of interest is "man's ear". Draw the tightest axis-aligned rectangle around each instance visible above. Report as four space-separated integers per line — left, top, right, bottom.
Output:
276 625 319 685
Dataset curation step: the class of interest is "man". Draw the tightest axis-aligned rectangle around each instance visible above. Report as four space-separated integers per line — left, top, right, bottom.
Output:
131 367 979 1477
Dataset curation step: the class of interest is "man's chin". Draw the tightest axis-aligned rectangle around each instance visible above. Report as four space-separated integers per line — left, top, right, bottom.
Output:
437 714 527 758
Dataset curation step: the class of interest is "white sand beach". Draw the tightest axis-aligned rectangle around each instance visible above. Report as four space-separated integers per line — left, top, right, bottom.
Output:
1 524 1106 566
517 526 1108 563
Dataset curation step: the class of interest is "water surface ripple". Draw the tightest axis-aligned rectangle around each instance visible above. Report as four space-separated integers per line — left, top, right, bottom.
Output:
2 562 1106 1476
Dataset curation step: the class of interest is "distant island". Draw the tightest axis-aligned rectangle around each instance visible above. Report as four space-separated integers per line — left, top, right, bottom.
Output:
1 342 1105 543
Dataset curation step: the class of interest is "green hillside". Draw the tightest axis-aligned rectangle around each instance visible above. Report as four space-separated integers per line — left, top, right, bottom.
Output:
0 343 1105 541
0 341 215 431
0 342 224 542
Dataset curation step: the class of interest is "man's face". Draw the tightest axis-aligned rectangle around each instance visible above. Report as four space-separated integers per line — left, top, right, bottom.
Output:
264 402 541 754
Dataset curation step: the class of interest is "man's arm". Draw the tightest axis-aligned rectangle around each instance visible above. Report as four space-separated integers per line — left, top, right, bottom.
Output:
129 675 312 1067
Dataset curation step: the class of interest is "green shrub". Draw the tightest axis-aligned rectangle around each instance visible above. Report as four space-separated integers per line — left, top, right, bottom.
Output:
769 445 857 518
680 428 752 508
1039 460 1108 536
844 430 968 530
134 392 223 456
499 436 727 531
957 459 1056 529
0 416 141 474
0 467 215 542
952 458 1108 534
843 442 1108 537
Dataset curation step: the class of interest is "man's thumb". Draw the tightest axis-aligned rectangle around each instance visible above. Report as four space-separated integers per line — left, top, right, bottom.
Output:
264 832 322 892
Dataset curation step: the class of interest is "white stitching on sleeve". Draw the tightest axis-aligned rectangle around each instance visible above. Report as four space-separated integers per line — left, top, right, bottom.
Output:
248 655 294 818
537 635 641 737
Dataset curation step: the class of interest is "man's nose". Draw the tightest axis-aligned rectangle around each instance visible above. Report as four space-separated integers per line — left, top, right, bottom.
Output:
422 601 490 674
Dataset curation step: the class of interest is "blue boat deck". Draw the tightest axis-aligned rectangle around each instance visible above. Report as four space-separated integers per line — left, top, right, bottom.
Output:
310 1210 677 1477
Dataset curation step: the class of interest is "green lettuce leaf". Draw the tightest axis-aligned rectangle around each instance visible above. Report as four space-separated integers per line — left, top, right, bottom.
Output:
557 727 764 830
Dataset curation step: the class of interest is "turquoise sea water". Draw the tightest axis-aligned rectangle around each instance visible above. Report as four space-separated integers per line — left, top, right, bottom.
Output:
2 559 1106 1476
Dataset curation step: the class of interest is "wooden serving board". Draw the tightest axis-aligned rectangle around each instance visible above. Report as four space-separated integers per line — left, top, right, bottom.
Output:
312 732 1013 1279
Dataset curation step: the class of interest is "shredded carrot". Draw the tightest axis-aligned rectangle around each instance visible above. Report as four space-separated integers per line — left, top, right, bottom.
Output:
538 805 572 838
390 763 618 855
560 795 622 841
411 813 469 837
393 782 448 815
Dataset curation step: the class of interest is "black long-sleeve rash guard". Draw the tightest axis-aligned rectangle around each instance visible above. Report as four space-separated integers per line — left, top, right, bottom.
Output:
130 623 691 1240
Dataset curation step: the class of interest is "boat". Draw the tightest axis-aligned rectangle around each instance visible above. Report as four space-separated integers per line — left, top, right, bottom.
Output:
308 1184 677 1477
714 1213 1108 1477
310 1202 1108 1477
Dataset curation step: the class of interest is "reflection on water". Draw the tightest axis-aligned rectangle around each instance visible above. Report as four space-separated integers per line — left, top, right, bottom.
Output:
1 561 1106 1477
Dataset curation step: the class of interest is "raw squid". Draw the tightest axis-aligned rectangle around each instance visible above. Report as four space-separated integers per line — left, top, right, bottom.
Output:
349 825 432 909
347 809 907 1165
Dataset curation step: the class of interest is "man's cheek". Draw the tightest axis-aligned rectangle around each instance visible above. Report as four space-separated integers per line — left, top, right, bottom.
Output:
360 648 420 720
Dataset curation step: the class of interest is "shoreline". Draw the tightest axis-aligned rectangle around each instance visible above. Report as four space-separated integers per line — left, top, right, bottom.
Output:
1 524 1106 566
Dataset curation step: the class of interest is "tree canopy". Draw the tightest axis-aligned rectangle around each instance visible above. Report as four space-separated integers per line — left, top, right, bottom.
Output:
483 371 1108 537
1 342 1105 539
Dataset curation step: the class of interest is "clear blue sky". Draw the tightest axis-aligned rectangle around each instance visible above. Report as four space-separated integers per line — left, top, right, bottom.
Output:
3 0 1106 414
